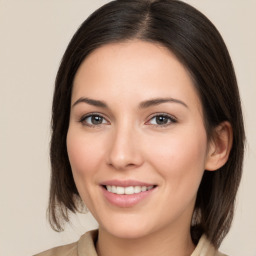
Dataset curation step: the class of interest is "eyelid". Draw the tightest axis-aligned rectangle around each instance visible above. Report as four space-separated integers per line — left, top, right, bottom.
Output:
79 112 110 126
145 113 177 126
78 112 177 127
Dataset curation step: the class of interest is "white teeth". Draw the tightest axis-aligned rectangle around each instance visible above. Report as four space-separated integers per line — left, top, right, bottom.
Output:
125 186 136 194
134 186 141 193
112 186 117 193
105 185 154 194
116 186 125 195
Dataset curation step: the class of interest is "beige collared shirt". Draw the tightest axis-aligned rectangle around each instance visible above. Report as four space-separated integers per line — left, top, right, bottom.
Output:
34 230 227 256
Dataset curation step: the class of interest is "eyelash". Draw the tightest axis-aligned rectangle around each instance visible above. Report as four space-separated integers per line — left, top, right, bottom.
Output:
145 113 177 127
79 113 109 127
79 113 177 128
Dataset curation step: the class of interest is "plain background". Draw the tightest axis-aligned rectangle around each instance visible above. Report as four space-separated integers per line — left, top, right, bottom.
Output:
0 0 255 255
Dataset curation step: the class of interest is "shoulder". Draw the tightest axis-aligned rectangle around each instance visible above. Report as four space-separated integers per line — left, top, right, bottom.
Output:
191 235 228 256
34 230 98 256
34 241 77 256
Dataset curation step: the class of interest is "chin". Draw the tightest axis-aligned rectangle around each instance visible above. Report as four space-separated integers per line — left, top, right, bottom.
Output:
99 215 157 240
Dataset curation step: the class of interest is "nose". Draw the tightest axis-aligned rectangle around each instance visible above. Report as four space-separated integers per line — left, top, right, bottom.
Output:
106 125 144 170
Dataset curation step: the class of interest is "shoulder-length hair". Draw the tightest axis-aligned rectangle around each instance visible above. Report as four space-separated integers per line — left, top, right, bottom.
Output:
48 0 245 248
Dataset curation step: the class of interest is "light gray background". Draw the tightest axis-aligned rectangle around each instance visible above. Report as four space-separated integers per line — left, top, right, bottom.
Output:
0 1 255 255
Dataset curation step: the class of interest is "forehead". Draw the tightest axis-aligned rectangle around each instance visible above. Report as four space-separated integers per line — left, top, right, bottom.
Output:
72 40 202 113
74 40 189 86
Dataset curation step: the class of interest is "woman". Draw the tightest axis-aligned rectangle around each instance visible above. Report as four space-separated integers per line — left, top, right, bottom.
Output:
36 0 245 255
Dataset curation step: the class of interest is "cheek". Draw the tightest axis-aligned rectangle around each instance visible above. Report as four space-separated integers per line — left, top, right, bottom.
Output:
66 129 104 191
147 128 208 192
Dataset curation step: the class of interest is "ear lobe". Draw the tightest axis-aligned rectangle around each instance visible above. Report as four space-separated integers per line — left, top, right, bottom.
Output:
205 121 233 171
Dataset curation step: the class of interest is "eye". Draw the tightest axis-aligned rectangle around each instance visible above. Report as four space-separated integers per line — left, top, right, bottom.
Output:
146 114 177 126
80 114 109 126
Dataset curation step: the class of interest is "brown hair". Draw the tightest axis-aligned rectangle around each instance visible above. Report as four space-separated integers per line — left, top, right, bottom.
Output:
48 0 245 248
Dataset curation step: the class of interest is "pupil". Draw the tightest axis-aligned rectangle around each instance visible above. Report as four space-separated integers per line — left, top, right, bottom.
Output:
92 116 102 124
156 116 168 125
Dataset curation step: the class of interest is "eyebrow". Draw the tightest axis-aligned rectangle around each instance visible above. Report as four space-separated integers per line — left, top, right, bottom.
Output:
72 97 108 108
72 97 188 109
139 98 188 109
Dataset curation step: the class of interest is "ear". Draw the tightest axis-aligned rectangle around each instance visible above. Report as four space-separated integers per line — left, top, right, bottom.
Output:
205 121 233 171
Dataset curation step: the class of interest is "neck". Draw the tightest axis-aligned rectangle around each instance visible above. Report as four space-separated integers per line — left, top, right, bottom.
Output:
96 225 195 256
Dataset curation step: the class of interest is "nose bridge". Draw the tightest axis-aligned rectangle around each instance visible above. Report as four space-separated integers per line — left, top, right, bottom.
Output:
107 119 142 169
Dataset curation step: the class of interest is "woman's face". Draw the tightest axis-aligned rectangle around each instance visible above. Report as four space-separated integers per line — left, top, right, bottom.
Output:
67 40 211 239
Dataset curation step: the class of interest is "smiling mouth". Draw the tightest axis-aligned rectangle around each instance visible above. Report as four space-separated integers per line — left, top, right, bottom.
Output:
103 185 156 195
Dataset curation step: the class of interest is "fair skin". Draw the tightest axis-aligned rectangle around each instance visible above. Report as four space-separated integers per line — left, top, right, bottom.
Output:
67 40 232 256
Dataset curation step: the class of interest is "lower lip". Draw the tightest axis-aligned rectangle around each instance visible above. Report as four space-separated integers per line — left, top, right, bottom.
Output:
101 186 156 208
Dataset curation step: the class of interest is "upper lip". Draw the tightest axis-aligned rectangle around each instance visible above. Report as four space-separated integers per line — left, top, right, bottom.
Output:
101 179 156 187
